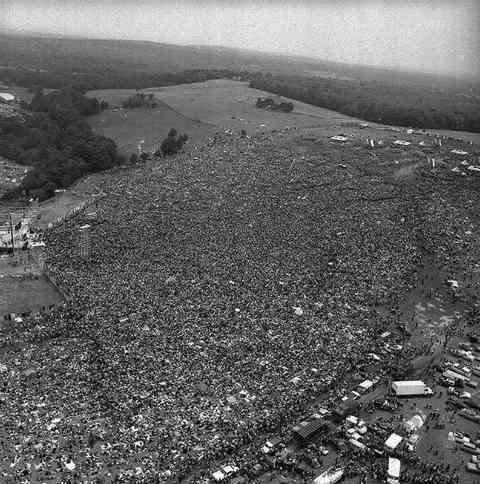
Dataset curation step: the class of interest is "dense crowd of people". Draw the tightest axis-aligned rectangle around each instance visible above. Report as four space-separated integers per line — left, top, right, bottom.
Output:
0 128 479 482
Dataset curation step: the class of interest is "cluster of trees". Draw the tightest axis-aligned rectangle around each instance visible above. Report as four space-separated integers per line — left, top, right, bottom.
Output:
0 86 123 201
250 75 480 133
157 129 188 158
255 97 294 112
29 86 106 116
122 92 158 109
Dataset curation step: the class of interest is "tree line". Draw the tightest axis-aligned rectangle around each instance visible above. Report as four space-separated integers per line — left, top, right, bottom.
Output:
0 86 123 201
250 75 480 133
0 68 248 91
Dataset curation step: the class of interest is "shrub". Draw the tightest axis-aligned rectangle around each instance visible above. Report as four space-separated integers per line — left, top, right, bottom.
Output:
160 129 188 157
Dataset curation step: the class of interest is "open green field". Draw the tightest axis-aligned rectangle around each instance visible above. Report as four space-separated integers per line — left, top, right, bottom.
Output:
0 275 62 315
88 79 480 152
150 79 362 130
87 98 216 155
87 79 364 154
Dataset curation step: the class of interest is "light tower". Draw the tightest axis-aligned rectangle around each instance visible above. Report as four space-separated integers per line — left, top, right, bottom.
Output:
137 139 145 156
79 224 91 260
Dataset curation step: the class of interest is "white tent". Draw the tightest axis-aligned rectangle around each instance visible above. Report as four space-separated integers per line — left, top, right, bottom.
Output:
404 414 425 432
0 92 15 102
385 433 402 451
313 467 344 484
388 457 401 478
212 470 225 481
349 438 366 450
358 380 374 392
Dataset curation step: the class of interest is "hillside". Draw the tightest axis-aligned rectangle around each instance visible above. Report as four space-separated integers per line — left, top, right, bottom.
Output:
87 80 480 156
87 98 216 154
86 80 361 154
1 33 478 90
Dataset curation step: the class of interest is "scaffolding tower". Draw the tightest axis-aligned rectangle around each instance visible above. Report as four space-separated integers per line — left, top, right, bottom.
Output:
79 224 91 260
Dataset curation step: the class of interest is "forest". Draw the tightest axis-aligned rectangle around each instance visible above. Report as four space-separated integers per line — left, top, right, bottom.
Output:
250 75 480 133
0 87 123 201
0 66 245 91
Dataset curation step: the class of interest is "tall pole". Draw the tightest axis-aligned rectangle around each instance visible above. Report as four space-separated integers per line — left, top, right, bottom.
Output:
9 214 15 257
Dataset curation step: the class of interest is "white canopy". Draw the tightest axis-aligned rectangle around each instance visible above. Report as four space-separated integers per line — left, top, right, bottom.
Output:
385 433 402 450
388 457 401 478
0 92 15 102
359 380 373 390
313 467 344 484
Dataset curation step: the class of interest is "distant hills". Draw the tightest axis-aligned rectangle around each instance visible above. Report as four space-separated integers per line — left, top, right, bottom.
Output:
0 33 478 134
0 33 477 90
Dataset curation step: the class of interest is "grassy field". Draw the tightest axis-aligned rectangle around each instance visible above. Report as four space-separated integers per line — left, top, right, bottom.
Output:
0 275 63 315
149 79 359 127
88 80 480 151
87 80 364 154
87 98 216 155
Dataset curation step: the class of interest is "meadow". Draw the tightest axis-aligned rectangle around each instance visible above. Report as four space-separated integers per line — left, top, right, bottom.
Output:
89 79 480 153
0 275 63 315
87 80 364 154
87 97 216 155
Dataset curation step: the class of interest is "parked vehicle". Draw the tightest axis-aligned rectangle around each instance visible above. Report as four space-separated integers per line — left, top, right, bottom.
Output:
391 380 433 397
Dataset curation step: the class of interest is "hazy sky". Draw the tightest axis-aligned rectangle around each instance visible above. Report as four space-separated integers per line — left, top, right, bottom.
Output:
3 0 480 78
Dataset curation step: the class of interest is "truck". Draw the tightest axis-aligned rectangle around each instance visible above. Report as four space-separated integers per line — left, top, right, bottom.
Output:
391 380 433 397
